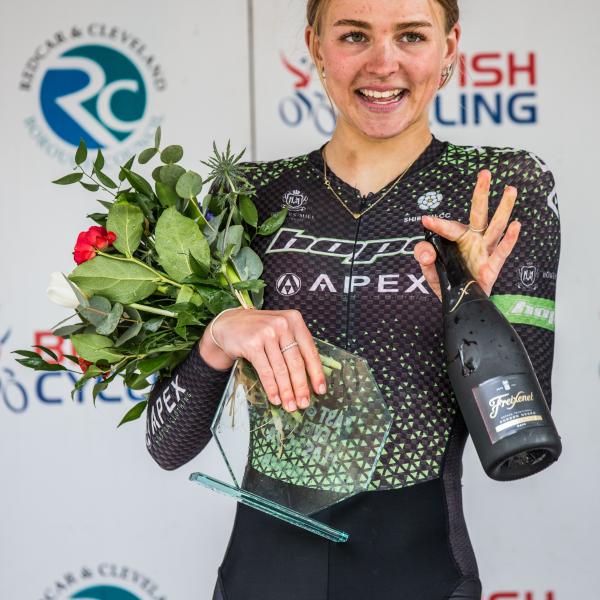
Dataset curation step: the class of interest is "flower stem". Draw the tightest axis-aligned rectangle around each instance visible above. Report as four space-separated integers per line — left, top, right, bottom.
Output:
129 303 178 318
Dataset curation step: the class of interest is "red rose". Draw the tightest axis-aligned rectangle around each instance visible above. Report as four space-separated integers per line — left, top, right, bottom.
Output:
78 356 93 372
77 356 110 380
73 226 117 265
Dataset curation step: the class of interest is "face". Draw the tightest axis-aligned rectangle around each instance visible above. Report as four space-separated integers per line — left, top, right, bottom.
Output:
307 0 460 140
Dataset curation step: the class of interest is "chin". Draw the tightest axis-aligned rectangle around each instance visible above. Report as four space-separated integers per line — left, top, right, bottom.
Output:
355 118 417 141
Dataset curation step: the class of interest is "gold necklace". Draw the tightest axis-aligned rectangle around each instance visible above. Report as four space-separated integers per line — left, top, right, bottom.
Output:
321 147 420 220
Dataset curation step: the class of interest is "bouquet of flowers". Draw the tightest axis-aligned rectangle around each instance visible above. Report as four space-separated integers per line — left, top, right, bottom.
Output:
14 128 288 426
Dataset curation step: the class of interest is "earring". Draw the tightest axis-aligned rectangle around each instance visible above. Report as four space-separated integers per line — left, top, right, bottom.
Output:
439 65 452 89
321 68 326 80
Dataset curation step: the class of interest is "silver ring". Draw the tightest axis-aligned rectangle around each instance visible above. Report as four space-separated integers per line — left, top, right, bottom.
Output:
469 224 488 233
280 340 299 353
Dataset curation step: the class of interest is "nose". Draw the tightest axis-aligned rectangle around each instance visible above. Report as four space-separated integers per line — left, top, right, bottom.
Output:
364 39 399 79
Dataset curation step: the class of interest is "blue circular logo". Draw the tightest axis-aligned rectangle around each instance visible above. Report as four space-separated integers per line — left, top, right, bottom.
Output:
71 584 141 599
40 44 146 149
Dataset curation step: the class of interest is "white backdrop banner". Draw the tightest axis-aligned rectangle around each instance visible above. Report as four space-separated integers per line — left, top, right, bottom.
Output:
1 1 598 599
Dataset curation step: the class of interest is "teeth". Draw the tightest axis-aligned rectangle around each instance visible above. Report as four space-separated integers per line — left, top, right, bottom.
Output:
359 88 402 99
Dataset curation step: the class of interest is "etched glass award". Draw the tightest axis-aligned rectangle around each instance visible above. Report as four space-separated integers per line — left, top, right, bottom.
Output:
189 338 392 542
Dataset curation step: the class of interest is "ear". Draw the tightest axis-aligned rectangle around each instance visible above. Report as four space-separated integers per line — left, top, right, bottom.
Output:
305 25 324 67
444 22 461 65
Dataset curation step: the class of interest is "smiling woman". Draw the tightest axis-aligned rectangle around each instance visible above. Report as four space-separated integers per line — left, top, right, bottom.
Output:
143 2 561 599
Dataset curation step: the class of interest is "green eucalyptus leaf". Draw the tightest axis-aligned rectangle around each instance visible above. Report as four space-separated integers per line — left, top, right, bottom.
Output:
258 207 288 236
117 400 148 427
239 195 258 227
94 149 105 171
155 207 211 281
121 168 154 198
80 182 100 192
71 333 124 364
96 170 118 189
231 246 263 281
114 306 143 346
151 166 163 182
53 323 86 337
217 225 243 256
154 126 162 148
160 145 184 164
138 147 158 164
155 181 179 208
106 201 144 256
75 139 87 165
118 155 135 181
143 318 163 332
175 170 203 198
96 302 123 335
64 274 89 308
204 211 224 246
52 172 83 185
159 164 186 188
78 295 111 327
70 256 158 304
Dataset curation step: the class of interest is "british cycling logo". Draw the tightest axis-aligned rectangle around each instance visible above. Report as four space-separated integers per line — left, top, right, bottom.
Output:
39 563 167 600
19 24 166 164
0 327 145 414
434 51 538 127
278 53 335 137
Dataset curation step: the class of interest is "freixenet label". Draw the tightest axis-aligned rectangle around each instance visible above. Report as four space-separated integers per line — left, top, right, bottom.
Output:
473 373 546 444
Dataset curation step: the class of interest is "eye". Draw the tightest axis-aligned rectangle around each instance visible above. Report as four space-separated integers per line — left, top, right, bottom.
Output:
341 30 367 44
400 32 426 43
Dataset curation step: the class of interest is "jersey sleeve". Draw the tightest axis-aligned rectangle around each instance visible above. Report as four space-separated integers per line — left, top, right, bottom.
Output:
488 150 561 408
145 343 232 470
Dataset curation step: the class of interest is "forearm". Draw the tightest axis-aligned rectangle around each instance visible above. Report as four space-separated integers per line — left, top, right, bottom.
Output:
145 335 233 470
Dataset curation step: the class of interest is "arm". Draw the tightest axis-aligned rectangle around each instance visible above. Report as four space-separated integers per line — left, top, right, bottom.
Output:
145 335 234 470
489 151 560 407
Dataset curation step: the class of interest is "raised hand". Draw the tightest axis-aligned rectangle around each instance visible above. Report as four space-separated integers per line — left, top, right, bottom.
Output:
414 169 522 299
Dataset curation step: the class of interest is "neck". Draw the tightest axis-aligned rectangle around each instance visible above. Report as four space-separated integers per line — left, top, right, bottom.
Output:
324 116 433 196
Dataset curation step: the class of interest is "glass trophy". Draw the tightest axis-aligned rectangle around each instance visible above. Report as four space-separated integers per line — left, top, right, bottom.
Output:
189 338 392 542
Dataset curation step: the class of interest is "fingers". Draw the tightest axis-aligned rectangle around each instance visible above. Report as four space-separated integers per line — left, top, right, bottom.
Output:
264 334 299 412
414 241 441 300
289 311 327 400
483 185 518 254
487 220 521 279
469 170 491 231
422 214 468 242
250 347 282 407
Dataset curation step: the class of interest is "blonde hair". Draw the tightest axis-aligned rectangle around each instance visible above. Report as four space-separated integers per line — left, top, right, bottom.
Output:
307 0 459 34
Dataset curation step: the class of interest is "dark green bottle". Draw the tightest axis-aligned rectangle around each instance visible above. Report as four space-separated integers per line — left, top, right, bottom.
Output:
426 231 562 481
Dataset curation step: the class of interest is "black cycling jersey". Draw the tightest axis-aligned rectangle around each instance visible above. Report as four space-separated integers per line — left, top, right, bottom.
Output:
145 137 560 600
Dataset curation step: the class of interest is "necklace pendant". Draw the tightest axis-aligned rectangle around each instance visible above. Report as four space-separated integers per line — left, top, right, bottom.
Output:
352 211 361 219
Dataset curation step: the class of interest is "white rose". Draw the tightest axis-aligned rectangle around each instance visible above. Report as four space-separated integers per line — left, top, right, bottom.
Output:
46 272 82 309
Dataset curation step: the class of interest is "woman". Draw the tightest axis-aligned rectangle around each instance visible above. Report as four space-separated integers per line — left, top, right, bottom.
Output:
146 1 560 598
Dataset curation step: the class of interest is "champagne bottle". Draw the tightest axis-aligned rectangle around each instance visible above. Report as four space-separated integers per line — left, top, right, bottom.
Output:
426 231 562 481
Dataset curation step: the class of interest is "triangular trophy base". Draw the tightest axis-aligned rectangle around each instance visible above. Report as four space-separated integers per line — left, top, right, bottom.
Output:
189 472 349 543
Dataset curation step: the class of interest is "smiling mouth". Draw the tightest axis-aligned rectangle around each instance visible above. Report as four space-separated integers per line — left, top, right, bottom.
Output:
356 88 408 104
